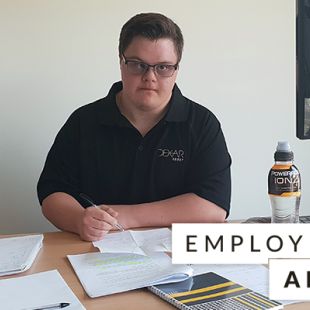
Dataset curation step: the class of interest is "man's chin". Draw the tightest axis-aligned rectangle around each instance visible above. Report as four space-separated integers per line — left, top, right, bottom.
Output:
136 101 159 111
135 95 160 110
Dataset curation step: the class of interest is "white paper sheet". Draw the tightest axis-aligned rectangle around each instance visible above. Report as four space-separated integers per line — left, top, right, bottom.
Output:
0 270 85 310
0 234 43 276
67 251 192 297
131 229 172 252
93 228 171 255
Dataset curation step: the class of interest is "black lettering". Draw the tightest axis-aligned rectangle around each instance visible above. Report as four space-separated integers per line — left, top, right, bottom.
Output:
284 271 300 288
251 235 261 252
186 235 197 252
267 235 283 252
289 235 303 252
205 235 223 251
231 235 243 252
308 271 310 288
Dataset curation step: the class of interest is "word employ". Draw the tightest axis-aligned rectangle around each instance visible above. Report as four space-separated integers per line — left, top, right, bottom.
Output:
269 258 310 300
186 234 302 253
172 224 310 264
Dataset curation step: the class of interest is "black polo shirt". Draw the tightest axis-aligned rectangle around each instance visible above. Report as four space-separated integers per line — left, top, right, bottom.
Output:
37 82 231 215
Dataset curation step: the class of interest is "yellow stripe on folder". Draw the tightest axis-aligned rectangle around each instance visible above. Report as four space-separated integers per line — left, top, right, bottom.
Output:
234 297 261 310
249 293 277 307
179 287 247 303
170 281 235 298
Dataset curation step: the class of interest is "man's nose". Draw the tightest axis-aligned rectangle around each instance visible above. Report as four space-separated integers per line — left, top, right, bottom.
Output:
143 66 157 81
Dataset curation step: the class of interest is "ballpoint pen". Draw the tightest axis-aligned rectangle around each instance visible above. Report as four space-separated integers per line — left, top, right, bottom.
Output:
23 302 70 310
79 193 125 231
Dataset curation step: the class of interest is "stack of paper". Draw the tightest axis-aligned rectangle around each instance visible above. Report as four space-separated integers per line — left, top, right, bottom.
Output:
68 228 183 297
0 234 43 276
68 251 192 298
0 269 85 309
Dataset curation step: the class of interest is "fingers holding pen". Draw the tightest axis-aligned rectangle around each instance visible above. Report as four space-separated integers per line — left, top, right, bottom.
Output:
78 207 116 241
91 206 119 230
99 205 124 231
98 205 119 219
78 193 124 240
78 193 122 234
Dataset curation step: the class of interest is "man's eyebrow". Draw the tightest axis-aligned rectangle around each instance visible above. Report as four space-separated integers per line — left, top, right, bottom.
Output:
125 56 176 64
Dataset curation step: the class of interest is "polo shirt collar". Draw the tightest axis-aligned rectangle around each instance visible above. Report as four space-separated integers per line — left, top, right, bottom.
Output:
100 82 130 127
164 84 188 122
100 81 188 125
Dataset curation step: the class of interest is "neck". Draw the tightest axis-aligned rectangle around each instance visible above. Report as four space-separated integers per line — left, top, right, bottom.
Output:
116 92 168 136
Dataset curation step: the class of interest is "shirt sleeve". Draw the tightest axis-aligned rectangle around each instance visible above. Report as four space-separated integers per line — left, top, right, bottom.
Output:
186 111 232 216
37 110 82 206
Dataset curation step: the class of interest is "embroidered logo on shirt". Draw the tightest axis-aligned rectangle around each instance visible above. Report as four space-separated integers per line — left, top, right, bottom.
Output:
157 149 184 162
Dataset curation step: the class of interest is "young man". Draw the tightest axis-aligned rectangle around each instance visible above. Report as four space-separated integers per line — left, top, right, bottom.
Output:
37 13 231 241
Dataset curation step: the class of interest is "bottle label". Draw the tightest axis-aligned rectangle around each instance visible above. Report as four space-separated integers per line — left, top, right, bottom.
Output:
268 165 301 196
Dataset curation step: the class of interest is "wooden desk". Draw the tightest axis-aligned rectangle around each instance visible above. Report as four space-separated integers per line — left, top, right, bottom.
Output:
1 232 309 309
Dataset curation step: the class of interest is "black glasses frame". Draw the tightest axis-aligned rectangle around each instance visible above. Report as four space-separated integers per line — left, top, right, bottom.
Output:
122 53 178 77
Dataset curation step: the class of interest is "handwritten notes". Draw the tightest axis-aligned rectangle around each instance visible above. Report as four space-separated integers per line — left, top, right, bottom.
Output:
0 234 43 276
93 228 171 255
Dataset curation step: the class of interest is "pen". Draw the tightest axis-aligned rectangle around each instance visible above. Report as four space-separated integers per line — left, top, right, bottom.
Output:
23 302 70 310
79 193 125 231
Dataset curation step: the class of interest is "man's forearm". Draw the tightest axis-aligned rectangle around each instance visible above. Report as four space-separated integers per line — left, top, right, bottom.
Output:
42 192 84 234
109 193 226 229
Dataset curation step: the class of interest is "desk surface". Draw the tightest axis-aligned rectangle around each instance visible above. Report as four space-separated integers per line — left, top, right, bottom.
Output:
1 231 309 310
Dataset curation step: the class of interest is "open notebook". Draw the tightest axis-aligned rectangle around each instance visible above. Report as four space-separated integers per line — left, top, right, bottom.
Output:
149 272 283 310
68 251 192 298
0 234 43 276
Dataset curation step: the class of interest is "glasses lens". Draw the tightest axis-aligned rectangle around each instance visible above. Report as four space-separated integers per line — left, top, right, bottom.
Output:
155 64 176 77
127 62 147 75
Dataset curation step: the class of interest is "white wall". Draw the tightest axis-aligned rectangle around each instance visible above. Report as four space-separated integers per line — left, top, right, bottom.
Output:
1 0 309 234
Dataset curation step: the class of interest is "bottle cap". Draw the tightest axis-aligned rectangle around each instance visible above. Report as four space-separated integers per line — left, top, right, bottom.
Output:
274 141 294 161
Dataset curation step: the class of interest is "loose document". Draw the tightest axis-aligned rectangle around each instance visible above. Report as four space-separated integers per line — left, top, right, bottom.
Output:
0 270 85 309
93 228 172 255
68 251 192 298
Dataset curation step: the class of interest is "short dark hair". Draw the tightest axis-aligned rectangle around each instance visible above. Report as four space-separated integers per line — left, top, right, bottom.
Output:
119 13 184 62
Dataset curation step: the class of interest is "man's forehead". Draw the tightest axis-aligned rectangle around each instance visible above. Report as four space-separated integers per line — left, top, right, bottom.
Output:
123 37 178 63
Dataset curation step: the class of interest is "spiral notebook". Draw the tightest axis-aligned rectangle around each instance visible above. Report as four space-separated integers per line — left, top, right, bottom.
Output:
148 272 283 310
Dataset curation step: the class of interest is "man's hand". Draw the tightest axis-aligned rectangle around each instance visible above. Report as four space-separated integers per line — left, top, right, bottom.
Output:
77 206 119 241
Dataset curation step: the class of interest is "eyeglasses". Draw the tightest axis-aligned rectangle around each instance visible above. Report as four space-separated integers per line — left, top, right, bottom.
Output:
122 54 178 77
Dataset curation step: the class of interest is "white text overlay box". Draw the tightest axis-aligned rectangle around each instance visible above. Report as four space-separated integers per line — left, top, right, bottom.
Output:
269 258 310 300
172 223 310 264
